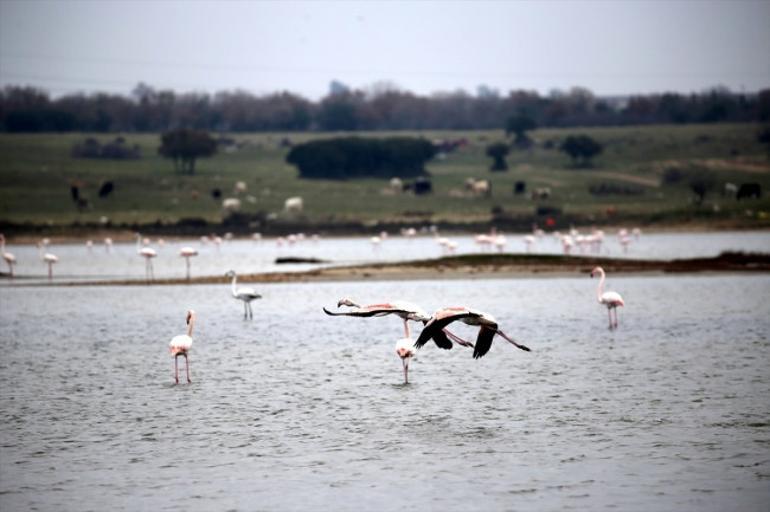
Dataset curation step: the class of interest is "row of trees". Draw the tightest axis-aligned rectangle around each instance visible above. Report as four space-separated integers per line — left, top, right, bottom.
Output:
2 82 768 133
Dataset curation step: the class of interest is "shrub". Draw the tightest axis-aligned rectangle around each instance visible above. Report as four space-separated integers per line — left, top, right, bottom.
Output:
286 137 436 179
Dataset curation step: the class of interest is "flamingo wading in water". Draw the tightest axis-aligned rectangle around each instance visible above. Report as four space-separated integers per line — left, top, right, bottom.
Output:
225 270 262 319
590 266 625 329
323 299 473 383
136 234 157 282
415 307 531 359
0 234 17 277
169 310 195 384
179 246 198 281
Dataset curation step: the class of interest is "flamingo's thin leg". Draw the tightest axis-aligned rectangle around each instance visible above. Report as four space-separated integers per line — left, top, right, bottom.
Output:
185 354 191 383
174 355 179 384
402 358 409 384
608 308 613 329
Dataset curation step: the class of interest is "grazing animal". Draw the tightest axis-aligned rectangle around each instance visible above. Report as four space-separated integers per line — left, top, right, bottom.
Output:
222 197 241 212
284 196 304 214
225 270 262 319
590 266 625 329
415 307 531 359
169 310 195 384
736 183 761 200
98 181 114 198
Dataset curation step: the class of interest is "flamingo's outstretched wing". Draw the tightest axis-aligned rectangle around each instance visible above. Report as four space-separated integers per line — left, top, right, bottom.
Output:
323 306 394 318
414 310 481 349
473 327 497 359
429 328 454 350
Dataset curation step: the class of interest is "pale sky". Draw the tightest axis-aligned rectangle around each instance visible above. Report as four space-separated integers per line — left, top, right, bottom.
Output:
1 0 768 99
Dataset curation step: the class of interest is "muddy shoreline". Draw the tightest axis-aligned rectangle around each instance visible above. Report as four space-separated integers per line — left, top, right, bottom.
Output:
5 252 768 287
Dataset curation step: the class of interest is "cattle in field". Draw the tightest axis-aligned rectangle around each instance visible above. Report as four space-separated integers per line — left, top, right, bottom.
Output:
465 178 492 197
284 196 304 213
736 183 761 200
531 187 551 200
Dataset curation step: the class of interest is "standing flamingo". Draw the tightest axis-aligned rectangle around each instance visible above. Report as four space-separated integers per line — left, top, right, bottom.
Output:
225 270 262 319
179 246 198 281
590 266 625 329
323 299 473 383
169 310 195 384
415 307 531 359
136 234 157 282
0 234 17 277
37 242 58 281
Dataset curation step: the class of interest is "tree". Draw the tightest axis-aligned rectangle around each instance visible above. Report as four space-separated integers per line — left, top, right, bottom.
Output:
560 135 603 167
505 113 537 147
286 137 436 179
158 129 217 174
486 142 510 171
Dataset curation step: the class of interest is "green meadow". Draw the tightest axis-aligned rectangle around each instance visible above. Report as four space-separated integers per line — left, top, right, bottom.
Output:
1 123 768 231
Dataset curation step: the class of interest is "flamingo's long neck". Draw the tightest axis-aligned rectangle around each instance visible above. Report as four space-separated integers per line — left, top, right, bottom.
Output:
231 274 238 297
136 234 141 254
403 319 410 338
596 269 605 302
187 314 195 337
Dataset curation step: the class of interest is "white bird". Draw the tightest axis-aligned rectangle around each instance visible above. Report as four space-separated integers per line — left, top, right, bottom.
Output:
37 241 58 281
169 310 195 384
136 234 157 282
179 246 198 281
225 270 262 319
590 266 625 329
0 234 17 277
415 307 531 359
324 299 473 383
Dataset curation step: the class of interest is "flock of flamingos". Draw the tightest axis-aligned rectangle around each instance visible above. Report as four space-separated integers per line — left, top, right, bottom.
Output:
1 230 626 385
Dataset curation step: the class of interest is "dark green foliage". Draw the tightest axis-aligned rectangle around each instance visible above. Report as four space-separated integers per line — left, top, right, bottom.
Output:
485 142 510 171
72 137 141 160
759 126 770 156
560 135 603 167
158 129 217 174
286 137 436 179
505 114 537 146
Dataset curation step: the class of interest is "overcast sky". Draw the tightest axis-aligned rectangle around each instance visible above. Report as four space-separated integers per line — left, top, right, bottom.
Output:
1 0 768 99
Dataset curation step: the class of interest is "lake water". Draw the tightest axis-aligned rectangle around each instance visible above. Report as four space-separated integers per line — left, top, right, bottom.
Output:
2 230 770 284
1 274 769 511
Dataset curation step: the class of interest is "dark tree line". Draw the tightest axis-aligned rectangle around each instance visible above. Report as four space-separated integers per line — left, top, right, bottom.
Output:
1 82 768 133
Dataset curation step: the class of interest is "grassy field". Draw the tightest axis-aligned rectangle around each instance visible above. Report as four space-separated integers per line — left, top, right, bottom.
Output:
1 123 769 232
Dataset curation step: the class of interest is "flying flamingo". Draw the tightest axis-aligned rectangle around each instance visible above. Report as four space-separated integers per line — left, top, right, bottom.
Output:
179 246 198 281
590 266 625 329
323 299 473 383
415 307 531 359
136 234 157 282
169 310 195 384
0 234 17 277
225 270 262 319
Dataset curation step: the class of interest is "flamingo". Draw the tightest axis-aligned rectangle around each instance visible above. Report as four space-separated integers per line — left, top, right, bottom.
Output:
179 246 198 281
37 242 58 281
415 307 531 359
169 310 195 384
323 299 473 384
225 270 262 319
590 266 625 329
0 234 17 277
136 234 157 282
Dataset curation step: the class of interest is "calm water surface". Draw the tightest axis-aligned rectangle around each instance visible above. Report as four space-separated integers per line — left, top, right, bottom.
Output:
1 274 769 511
2 230 769 283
